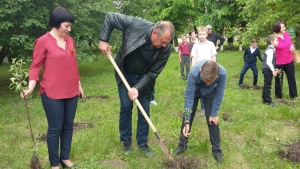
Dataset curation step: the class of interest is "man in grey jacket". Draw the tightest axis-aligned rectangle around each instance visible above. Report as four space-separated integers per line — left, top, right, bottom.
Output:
98 12 174 157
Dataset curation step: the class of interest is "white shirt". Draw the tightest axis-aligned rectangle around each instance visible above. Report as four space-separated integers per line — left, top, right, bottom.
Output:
191 40 217 67
250 46 256 53
265 48 276 71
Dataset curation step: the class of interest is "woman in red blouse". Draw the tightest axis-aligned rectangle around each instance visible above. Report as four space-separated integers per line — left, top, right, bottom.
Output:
21 7 83 169
273 21 298 99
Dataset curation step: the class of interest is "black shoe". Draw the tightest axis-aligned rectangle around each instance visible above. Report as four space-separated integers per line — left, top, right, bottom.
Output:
173 146 185 156
138 144 154 158
60 160 77 168
214 155 224 163
267 102 275 107
123 141 132 153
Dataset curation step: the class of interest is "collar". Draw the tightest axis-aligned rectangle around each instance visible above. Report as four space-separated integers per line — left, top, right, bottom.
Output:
196 40 209 44
146 26 154 43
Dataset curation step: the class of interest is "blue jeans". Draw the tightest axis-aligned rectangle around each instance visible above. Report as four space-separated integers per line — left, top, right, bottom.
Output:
118 72 150 146
151 88 155 101
239 62 258 85
41 92 78 166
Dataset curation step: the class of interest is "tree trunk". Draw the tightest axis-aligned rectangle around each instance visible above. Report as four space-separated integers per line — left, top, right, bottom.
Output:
0 44 10 65
227 37 233 49
173 36 178 47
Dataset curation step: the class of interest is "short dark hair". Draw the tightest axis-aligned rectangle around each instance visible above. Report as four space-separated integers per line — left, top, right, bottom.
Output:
200 61 219 84
49 7 74 28
251 39 258 43
273 21 286 33
266 35 276 45
189 29 197 36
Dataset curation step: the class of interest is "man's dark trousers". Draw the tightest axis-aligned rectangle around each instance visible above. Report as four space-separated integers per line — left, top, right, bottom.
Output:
177 88 222 156
118 71 150 146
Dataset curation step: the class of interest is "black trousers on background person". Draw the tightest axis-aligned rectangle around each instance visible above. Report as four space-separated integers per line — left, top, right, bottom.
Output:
177 88 222 156
262 69 273 104
275 61 298 99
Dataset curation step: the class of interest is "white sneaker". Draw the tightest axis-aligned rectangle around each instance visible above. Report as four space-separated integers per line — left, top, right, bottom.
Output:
150 100 157 105
200 109 205 116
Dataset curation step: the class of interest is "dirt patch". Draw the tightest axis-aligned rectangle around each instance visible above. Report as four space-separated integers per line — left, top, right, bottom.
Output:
276 99 297 106
162 156 202 169
99 159 128 169
84 95 109 99
252 85 263 90
37 134 47 142
176 112 184 117
73 122 94 132
279 141 300 162
222 113 234 122
238 84 251 89
239 84 263 90
37 122 93 142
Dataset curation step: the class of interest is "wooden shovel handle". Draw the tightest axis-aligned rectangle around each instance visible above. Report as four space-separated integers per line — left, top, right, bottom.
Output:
107 54 158 132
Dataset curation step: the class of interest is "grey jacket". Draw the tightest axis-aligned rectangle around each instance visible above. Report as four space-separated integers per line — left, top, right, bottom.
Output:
99 12 172 100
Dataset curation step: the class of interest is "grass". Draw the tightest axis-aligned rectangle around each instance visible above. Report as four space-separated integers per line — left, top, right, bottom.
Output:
1 48 300 169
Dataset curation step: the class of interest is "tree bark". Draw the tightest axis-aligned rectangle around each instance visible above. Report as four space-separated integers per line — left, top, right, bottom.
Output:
0 44 10 65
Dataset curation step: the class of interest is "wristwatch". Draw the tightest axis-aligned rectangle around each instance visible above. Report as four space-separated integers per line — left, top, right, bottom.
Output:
184 121 190 125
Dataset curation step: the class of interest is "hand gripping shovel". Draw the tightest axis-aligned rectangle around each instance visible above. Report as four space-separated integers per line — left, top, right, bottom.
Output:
107 53 174 161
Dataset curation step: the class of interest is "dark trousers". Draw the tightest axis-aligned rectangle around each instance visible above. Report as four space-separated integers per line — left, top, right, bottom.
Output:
275 61 298 99
118 71 150 146
239 62 258 85
177 88 222 156
41 92 78 166
180 55 190 78
262 69 273 103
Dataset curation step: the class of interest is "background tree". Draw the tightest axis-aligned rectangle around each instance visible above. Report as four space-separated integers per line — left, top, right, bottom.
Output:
148 0 197 46
194 0 244 47
0 0 115 63
238 0 300 46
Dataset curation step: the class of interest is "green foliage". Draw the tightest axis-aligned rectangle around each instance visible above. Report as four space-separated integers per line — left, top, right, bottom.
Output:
8 58 28 92
194 0 242 35
237 0 300 45
149 0 197 36
0 0 116 62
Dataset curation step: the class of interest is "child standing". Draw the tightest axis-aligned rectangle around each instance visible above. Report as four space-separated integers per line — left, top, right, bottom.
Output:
238 39 263 86
190 26 216 67
190 26 217 116
262 35 279 107
178 35 191 80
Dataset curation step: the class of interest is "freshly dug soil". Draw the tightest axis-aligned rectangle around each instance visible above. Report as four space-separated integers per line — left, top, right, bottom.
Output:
279 141 300 163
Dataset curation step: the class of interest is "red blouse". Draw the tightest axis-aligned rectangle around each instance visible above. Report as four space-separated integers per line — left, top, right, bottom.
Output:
29 32 80 99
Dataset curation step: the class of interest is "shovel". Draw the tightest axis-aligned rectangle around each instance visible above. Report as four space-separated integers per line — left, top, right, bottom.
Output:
107 53 174 161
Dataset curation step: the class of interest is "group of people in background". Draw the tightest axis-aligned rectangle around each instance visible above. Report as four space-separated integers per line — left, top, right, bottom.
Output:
237 21 298 107
19 6 298 168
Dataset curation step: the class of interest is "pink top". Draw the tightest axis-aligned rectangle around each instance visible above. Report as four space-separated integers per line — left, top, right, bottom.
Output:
29 32 80 99
275 32 293 65
178 42 190 55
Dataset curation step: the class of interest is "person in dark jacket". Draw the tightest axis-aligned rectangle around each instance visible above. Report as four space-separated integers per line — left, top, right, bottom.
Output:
238 39 263 86
206 25 225 61
98 12 174 157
